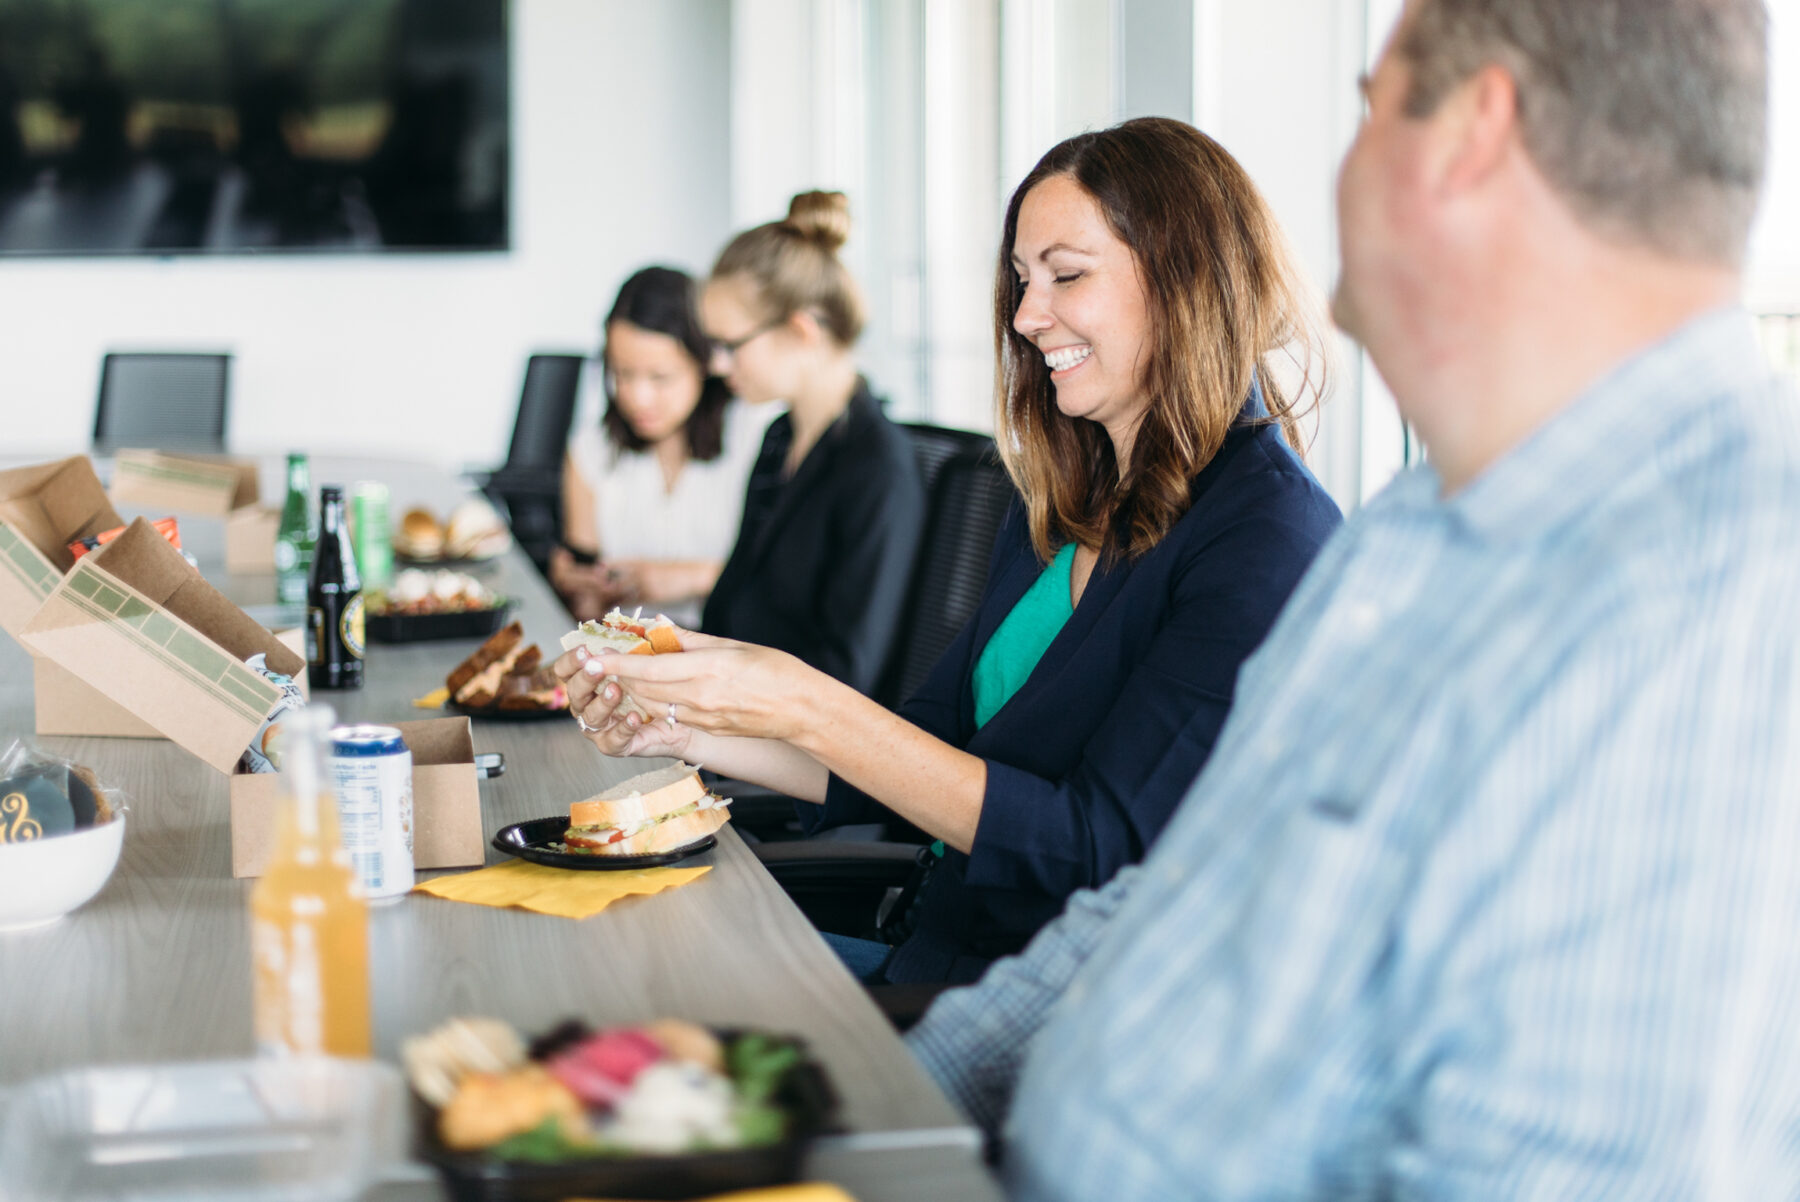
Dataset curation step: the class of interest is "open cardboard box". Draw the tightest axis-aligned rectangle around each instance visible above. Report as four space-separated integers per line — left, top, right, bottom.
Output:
0 456 124 633
0 455 167 737
109 449 280 573
230 719 484 878
20 519 486 874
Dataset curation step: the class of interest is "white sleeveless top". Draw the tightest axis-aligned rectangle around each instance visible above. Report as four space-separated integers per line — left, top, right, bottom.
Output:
567 396 776 620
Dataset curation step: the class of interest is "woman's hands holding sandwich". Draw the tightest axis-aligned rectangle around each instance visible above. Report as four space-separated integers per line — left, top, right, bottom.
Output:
552 624 988 852
561 664 694 760
555 627 815 746
556 643 693 759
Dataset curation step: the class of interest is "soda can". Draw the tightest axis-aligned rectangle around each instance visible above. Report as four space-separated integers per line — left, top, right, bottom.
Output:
328 724 414 902
350 481 394 589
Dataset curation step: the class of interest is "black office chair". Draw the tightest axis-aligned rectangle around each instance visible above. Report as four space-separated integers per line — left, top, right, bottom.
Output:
900 421 995 507
725 428 1014 843
480 352 586 575
745 440 1017 925
93 352 231 454
873 445 1018 711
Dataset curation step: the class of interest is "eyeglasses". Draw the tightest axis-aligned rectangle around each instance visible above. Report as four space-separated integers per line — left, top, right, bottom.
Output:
708 319 781 361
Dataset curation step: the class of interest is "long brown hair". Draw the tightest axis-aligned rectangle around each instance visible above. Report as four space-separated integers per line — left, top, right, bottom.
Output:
995 117 1329 564
712 191 865 347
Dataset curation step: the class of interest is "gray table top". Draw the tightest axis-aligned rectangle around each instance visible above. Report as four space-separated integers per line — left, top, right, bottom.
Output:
0 455 1001 1202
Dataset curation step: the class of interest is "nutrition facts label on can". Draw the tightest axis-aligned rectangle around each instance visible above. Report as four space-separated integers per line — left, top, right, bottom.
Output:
328 725 414 902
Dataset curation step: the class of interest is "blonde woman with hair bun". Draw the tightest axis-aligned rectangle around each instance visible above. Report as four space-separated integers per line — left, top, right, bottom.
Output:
694 190 926 693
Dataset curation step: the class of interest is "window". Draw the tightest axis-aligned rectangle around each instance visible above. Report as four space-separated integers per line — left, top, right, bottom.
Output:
1750 2 1800 382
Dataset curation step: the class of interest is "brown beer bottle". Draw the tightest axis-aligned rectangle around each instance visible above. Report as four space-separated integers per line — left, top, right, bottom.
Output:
307 485 365 690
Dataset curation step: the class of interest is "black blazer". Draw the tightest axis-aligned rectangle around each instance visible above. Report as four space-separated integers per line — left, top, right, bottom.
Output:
808 386 1343 982
702 381 925 694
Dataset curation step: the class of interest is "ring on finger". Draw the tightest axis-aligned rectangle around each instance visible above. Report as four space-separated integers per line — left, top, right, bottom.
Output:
666 702 678 728
575 711 599 734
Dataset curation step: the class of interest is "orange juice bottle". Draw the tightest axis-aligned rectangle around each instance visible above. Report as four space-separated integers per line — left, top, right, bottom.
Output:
250 704 371 1057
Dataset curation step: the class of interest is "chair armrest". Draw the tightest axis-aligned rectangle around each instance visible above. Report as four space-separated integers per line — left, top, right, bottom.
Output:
482 467 563 498
714 779 805 842
866 983 953 1033
751 841 921 939
751 839 920 883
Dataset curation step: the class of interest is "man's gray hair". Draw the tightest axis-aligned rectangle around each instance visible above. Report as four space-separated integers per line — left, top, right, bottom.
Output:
1400 0 1767 264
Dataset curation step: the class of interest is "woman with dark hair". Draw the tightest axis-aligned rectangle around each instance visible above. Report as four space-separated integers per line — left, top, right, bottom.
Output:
557 119 1342 986
551 266 772 626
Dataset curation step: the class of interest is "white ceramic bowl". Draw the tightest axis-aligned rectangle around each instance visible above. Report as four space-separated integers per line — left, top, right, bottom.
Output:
0 816 125 932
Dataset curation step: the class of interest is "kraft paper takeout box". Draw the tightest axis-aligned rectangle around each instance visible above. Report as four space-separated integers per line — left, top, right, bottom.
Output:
0 455 165 737
108 450 280 573
0 456 123 635
19 519 486 873
20 517 302 767
229 718 484 878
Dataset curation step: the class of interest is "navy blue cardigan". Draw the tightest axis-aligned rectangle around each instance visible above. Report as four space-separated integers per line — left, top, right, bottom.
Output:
806 396 1342 983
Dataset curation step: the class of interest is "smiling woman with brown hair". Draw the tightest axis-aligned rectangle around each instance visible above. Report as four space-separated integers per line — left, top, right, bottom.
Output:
557 118 1343 987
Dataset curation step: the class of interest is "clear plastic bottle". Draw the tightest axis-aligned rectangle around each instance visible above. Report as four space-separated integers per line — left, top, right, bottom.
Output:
250 704 371 1057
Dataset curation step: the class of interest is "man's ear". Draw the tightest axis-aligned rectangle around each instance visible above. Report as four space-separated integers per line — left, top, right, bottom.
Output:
1433 63 1519 196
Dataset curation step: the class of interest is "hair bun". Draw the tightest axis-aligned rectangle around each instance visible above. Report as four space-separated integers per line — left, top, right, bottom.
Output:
783 191 851 253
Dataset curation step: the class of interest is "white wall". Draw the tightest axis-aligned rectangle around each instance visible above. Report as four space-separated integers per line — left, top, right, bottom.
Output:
0 0 732 470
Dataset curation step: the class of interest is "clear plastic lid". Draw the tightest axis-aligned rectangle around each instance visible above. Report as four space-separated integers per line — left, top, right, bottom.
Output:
0 1057 406 1201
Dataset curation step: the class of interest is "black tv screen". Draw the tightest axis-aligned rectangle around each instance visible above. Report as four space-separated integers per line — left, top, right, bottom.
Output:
0 0 509 254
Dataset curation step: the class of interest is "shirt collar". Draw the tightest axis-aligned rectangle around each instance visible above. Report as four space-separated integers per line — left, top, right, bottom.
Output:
1426 307 1765 545
1236 375 1270 425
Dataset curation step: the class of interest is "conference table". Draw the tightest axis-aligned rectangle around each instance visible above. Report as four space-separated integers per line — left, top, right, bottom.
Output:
0 455 1003 1201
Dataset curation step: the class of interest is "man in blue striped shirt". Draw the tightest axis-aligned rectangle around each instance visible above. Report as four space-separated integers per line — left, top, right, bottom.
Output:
909 1 1799 1197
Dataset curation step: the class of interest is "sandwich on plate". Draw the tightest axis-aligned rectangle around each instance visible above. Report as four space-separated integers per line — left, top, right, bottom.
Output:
444 622 566 711
444 500 513 561
560 763 729 856
394 508 445 561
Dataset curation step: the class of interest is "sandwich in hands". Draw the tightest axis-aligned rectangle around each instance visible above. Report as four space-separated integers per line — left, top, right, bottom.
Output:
560 609 681 722
560 608 682 657
561 763 730 856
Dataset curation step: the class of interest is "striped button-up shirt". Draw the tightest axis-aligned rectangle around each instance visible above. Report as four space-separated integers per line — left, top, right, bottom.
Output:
909 309 1800 1200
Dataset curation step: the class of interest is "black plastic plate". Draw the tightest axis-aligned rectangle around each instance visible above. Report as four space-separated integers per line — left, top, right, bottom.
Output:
491 817 718 870
447 700 569 723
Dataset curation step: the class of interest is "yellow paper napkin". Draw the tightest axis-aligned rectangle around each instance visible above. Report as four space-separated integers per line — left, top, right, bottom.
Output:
413 858 710 919
572 1185 855 1202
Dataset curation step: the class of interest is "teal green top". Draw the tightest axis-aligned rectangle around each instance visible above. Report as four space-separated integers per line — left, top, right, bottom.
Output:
971 542 1076 729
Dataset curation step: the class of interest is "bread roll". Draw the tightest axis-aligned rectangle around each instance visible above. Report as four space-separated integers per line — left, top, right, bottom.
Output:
396 508 444 559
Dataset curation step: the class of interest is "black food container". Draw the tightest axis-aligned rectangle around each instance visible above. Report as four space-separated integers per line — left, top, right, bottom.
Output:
416 1031 839 1202
366 603 511 644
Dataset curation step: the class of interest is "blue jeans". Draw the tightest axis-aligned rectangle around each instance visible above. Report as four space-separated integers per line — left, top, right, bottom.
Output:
820 931 892 984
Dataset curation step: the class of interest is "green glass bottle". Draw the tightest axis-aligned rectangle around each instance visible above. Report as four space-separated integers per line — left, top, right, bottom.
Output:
274 453 317 606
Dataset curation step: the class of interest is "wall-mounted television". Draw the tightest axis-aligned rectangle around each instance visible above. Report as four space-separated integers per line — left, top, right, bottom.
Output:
0 0 508 255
